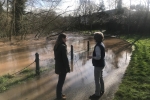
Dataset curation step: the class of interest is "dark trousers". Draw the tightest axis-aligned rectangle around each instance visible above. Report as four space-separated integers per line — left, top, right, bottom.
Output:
56 73 67 98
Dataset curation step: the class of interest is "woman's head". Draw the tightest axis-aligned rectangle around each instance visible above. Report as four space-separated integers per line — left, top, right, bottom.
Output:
57 33 67 43
54 33 67 50
94 32 104 42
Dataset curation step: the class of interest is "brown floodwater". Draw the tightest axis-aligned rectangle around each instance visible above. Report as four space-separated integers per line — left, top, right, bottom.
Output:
0 34 132 100
0 34 91 76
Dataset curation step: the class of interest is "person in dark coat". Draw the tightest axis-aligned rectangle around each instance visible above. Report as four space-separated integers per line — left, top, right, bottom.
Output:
88 32 105 99
54 33 70 100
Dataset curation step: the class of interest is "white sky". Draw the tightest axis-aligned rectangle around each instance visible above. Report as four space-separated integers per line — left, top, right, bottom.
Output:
24 0 146 14
58 0 142 8
56 0 143 12
0 0 145 11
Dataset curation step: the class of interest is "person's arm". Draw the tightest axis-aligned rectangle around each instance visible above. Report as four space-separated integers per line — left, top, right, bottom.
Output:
93 46 101 60
61 44 70 72
88 46 101 60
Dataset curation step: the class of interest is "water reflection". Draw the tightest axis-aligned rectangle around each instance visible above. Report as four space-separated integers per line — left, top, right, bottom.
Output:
0 36 132 77
0 35 90 76
69 48 132 88
0 37 132 100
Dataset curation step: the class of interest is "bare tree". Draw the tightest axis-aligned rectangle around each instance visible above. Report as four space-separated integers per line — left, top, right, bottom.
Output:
0 0 5 13
107 0 118 10
11 0 27 36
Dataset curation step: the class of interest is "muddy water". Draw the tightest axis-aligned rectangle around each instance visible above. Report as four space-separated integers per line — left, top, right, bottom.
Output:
0 35 131 76
0 35 90 76
0 35 132 100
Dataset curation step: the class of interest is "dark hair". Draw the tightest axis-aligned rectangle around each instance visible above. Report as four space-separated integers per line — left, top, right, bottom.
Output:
94 32 104 42
54 33 66 50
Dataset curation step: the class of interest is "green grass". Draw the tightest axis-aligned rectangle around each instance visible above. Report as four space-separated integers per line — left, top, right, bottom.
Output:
114 36 150 100
0 66 54 93
0 70 35 92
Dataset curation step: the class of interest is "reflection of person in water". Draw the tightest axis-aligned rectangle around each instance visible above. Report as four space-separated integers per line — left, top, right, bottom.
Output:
88 32 105 99
54 33 70 100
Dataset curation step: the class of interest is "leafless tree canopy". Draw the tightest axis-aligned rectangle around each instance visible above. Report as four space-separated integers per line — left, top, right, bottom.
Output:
0 0 150 41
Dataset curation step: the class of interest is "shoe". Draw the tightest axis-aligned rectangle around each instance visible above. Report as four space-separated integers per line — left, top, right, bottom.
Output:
55 96 66 100
89 94 100 99
100 91 104 96
62 94 66 97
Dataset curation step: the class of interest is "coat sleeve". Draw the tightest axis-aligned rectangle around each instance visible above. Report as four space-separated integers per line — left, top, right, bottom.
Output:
61 44 70 72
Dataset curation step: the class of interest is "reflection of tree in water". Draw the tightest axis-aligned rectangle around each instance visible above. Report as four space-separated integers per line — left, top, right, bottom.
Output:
105 39 132 69
70 50 93 72
105 50 115 73
114 50 126 68
73 51 90 66
73 38 132 70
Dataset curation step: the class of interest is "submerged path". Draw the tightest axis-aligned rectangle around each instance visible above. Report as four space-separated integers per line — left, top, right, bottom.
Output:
0 38 132 100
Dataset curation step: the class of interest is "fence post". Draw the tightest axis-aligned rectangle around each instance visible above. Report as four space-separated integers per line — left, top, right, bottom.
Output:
71 45 73 60
71 60 73 72
35 53 40 75
87 41 89 51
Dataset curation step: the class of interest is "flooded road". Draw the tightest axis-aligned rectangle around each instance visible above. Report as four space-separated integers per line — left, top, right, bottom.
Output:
0 35 90 76
0 34 132 100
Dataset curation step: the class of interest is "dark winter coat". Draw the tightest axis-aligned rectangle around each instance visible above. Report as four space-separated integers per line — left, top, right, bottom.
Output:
54 42 70 74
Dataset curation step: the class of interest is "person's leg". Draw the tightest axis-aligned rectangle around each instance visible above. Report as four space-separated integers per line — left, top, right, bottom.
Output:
94 67 101 96
56 73 67 98
100 70 104 95
100 70 104 91
89 67 103 99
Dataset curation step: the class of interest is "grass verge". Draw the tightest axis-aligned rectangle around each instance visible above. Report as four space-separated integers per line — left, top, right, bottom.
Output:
114 35 150 100
0 66 54 93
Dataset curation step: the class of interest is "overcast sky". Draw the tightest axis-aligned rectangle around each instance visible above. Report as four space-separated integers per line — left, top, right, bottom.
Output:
56 0 143 11
0 0 145 14
53 0 143 14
